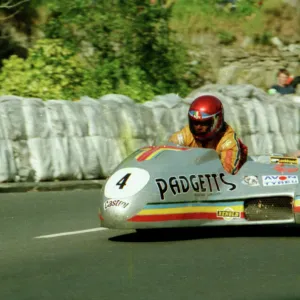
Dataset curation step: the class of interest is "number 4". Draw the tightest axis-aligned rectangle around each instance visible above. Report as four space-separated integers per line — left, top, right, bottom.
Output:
116 173 131 189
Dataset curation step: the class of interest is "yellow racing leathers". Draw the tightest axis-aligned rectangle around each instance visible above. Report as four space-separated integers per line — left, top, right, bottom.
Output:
168 122 248 175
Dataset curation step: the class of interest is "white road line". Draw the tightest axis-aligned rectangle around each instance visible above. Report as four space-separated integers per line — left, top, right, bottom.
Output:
34 227 108 239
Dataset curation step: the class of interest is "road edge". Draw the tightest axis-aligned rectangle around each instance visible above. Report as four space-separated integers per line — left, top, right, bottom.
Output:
0 180 106 193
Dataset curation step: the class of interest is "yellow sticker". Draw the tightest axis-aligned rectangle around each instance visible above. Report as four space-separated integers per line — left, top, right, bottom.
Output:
270 156 298 165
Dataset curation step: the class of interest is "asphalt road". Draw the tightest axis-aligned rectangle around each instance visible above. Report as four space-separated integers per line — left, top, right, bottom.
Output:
1 190 300 300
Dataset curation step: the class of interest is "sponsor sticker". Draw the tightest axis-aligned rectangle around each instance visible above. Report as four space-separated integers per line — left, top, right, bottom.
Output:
242 175 259 187
262 175 299 186
217 207 241 221
155 172 236 200
104 199 130 210
270 156 298 165
273 163 298 173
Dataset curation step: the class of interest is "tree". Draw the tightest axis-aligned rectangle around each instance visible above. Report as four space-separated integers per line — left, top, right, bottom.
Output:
0 1 192 101
41 0 190 100
0 0 44 62
0 0 30 18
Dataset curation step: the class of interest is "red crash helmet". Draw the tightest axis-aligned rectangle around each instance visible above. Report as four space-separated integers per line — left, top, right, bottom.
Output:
188 95 224 141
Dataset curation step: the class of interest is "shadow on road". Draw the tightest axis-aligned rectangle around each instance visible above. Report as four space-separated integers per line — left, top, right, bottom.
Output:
109 224 300 243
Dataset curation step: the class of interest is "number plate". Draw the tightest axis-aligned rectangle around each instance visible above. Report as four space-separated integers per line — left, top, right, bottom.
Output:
104 168 150 199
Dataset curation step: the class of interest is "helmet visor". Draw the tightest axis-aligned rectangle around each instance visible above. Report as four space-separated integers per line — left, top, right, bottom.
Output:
190 119 214 137
189 110 213 119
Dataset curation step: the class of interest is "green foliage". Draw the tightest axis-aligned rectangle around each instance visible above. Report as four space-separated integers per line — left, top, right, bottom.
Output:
233 0 258 16
37 0 190 101
0 0 191 102
0 39 85 100
117 68 155 103
253 31 273 45
0 0 291 102
217 30 237 45
172 0 259 20
171 0 264 39
0 0 45 63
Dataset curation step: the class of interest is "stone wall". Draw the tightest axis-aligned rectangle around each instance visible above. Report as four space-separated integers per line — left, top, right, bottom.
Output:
217 46 300 90
188 41 300 91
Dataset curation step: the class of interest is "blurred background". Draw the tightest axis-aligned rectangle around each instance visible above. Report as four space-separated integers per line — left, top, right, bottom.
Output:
0 0 299 102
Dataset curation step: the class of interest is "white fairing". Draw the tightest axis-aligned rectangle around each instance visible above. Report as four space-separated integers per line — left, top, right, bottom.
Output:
104 168 150 199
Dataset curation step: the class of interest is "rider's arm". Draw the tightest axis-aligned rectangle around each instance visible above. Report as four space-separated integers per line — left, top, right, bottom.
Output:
168 132 185 145
218 135 247 175
168 125 191 146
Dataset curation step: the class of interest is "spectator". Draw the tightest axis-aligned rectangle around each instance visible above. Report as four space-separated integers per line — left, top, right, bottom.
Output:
268 68 295 95
288 75 300 91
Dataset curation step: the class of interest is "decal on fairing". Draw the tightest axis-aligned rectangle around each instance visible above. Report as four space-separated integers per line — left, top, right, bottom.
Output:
273 163 299 173
294 196 300 213
104 199 130 210
155 172 236 200
217 207 241 221
242 175 260 187
104 168 150 199
262 175 299 186
270 156 298 165
128 201 244 222
135 145 190 162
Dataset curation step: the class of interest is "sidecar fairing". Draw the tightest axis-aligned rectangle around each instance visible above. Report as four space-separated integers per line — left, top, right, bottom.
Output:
99 144 300 229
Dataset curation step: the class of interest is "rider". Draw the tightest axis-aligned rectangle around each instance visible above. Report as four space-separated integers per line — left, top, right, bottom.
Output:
168 95 248 175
